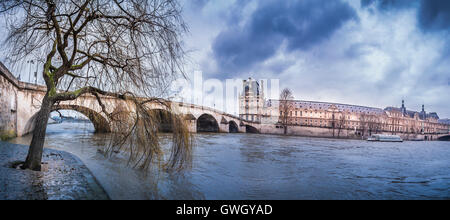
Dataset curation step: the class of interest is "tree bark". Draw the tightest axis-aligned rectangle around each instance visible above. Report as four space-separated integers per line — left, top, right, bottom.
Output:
23 94 54 171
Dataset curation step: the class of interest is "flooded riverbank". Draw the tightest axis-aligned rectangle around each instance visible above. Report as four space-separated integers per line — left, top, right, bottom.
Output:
0 141 109 200
8 121 450 199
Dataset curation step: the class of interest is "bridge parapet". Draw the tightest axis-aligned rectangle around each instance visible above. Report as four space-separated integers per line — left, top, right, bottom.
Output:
0 62 47 92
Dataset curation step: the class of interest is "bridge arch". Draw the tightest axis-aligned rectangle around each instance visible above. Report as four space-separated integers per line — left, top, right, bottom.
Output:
229 120 239 133
24 105 111 135
52 105 111 133
197 113 219 133
245 124 259 134
438 135 450 141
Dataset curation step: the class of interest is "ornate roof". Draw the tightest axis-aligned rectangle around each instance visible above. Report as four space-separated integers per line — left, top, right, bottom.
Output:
384 106 439 120
268 99 385 115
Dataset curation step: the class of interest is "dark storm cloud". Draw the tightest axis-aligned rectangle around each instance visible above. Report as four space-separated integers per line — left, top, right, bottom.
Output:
360 0 416 10
212 0 357 75
418 0 450 32
361 0 450 32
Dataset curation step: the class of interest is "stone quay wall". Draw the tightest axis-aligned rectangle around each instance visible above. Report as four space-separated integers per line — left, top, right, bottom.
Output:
0 63 19 140
259 124 443 141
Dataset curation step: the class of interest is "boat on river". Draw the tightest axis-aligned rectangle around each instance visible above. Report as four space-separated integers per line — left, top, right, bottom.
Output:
367 134 403 142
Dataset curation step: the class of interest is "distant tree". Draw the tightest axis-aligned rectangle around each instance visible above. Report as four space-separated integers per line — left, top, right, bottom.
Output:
374 117 382 133
0 0 192 171
336 112 347 138
359 112 368 138
279 88 294 135
367 113 379 136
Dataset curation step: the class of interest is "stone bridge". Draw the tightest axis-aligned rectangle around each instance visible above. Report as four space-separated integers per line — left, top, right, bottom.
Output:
436 134 450 141
0 62 260 137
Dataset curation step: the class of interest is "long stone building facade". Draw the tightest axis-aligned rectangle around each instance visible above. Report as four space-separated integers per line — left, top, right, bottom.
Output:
240 78 450 140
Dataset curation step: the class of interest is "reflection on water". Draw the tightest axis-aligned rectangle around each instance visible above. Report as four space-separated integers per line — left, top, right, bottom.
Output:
9 122 450 200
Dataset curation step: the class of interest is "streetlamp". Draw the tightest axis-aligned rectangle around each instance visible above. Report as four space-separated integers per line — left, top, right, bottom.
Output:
25 59 39 84
27 60 34 83
34 62 38 85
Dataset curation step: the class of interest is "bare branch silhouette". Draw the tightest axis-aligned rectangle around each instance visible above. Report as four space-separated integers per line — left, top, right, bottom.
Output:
279 88 294 135
0 0 192 171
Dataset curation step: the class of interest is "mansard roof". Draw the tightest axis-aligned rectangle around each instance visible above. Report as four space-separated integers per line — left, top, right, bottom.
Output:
268 99 385 115
384 107 401 112
438 118 450 125
405 110 419 118
384 107 417 117
384 106 439 120
428 112 439 119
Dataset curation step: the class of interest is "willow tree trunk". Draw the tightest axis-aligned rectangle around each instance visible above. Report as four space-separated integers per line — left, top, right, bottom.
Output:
23 94 54 171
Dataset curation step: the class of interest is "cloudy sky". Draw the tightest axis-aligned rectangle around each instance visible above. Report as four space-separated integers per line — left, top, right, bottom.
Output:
179 0 450 118
0 0 449 118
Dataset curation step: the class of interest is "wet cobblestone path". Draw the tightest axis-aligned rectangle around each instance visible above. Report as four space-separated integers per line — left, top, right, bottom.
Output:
0 141 109 200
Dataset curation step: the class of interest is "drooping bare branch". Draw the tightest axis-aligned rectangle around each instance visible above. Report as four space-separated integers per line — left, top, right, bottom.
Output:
1 0 192 171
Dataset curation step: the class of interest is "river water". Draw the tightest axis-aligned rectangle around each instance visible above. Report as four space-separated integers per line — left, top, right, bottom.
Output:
9 121 450 200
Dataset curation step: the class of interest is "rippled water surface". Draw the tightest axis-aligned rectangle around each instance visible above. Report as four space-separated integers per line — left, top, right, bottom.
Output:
9 122 450 199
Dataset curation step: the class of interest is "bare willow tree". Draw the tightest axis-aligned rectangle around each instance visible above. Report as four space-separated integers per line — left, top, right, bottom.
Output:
279 88 294 135
359 112 368 138
0 0 192 171
336 112 347 138
359 112 378 137
367 113 380 136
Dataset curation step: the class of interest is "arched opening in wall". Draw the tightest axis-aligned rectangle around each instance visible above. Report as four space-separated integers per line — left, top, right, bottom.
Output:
438 135 450 141
148 109 175 133
23 105 111 136
52 105 111 133
48 109 97 135
229 121 239 133
245 125 259 134
197 114 219 133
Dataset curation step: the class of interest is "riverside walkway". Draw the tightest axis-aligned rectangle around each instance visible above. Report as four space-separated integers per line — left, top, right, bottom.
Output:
0 141 109 200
